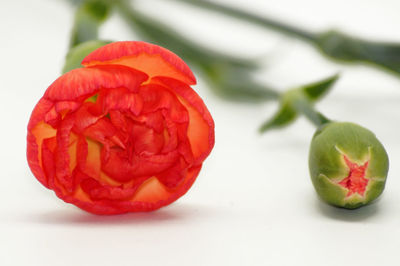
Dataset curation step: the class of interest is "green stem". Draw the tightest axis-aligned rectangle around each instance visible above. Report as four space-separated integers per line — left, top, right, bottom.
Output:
292 95 331 127
315 112 331 126
63 0 112 73
308 111 331 127
172 0 400 78
69 0 111 48
170 0 316 42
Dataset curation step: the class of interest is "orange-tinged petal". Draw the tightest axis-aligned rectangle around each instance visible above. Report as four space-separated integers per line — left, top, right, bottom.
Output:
27 120 57 188
152 76 215 164
132 165 201 205
45 65 148 101
83 137 102 179
28 98 54 131
82 41 196 85
132 177 171 203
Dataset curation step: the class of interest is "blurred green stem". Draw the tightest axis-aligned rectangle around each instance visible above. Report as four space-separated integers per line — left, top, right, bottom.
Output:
63 0 112 73
170 0 316 42
174 0 400 77
69 0 111 48
291 94 331 128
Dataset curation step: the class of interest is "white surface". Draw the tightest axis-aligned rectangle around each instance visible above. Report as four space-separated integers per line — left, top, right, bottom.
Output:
1 0 400 265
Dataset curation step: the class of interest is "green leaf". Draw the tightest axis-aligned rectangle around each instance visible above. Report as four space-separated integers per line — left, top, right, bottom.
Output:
316 30 400 76
202 64 279 102
259 75 337 133
302 73 339 101
259 100 297 133
62 40 111 73
210 78 279 103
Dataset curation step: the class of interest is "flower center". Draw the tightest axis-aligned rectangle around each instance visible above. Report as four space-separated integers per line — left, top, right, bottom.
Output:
338 156 369 197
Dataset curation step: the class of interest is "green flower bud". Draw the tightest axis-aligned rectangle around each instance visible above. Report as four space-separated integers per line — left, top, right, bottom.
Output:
309 122 389 209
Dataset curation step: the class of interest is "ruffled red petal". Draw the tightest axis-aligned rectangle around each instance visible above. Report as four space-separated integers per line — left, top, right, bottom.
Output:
81 41 196 85
45 65 148 101
152 76 215 164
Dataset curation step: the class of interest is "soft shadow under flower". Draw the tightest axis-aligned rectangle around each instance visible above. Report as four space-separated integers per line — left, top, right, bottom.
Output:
315 197 382 222
23 203 218 226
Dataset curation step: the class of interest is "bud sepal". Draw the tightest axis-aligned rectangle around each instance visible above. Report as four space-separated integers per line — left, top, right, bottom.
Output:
309 122 389 209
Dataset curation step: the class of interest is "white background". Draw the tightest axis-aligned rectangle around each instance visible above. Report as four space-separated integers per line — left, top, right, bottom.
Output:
1 0 400 265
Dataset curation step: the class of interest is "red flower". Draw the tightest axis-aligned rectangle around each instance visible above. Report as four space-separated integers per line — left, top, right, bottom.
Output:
27 41 215 215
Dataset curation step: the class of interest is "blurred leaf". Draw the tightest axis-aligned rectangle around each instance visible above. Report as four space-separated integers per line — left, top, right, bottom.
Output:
302 73 339 101
202 64 279 102
259 99 297 133
209 76 279 103
259 74 337 133
62 40 111 73
70 0 112 47
316 31 400 76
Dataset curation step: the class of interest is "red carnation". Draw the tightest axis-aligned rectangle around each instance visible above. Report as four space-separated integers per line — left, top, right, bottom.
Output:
27 41 215 215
